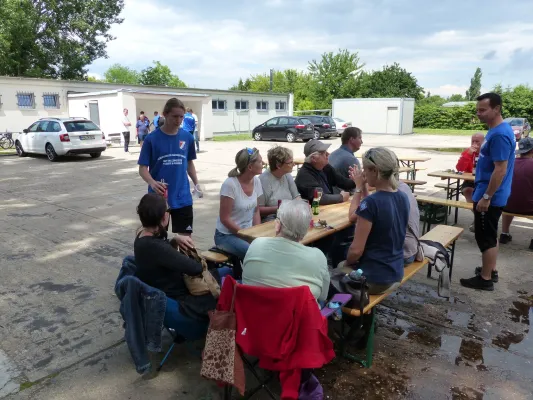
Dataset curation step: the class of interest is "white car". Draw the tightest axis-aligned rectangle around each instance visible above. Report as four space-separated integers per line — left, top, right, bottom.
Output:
15 118 107 162
333 117 352 136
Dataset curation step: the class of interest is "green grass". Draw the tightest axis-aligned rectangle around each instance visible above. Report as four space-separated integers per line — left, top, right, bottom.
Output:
212 133 252 142
0 148 16 155
414 128 486 136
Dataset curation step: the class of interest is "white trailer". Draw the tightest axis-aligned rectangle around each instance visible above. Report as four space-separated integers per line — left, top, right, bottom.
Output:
332 98 415 135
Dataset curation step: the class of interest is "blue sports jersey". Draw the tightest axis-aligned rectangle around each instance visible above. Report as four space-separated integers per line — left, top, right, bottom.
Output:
182 112 196 133
138 128 197 209
473 122 516 207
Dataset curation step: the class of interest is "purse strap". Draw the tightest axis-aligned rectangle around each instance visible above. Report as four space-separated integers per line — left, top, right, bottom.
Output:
229 283 237 312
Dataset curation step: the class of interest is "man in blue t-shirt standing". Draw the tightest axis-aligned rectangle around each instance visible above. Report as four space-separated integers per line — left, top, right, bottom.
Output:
138 98 200 236
151 111 160 131
182 108 196 135
460 93 515 291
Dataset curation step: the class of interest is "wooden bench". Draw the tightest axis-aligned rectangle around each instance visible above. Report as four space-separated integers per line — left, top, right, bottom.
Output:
400 179 427 192
201 250 229 264
336 224 464 368
416 195 472 233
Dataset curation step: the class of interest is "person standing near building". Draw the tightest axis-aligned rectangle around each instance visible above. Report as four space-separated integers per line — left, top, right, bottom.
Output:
138 98 200 236
122 108 131 153
191 109 200 153
182 107 196 136
460 93 516 291
151 111 161 132
136 111 150 147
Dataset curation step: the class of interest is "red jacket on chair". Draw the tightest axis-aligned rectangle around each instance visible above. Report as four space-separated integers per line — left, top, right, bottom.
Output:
217 277 335 399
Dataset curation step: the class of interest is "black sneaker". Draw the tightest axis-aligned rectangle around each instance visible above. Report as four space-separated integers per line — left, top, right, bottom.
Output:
474 267 499 283
499 233 512 244
529 239 533 251
460 275 494 291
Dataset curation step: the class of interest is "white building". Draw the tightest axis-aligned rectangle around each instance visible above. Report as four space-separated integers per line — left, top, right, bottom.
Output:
0 76 293 141
332 98 415 135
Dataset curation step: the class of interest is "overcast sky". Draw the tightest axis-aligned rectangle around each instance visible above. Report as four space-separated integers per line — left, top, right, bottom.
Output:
88 0 533 97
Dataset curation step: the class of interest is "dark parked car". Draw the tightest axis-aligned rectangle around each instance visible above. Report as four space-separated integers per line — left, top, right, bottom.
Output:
252 116 315 142
504 117 530 140
299 115 337 139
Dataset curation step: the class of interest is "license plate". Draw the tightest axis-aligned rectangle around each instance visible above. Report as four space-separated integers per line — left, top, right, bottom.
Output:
307 127 311 131
80 135 95 140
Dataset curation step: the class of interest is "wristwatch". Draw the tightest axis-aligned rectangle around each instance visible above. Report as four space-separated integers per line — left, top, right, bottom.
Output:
482 193 492 200
355 188 363 193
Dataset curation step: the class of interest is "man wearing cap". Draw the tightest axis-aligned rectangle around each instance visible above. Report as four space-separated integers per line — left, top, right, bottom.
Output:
500 137 533 250
295 139 356 204
295 139 356 268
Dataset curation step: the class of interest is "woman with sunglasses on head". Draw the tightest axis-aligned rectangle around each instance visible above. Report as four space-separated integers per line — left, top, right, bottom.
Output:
342 147 410 295
215 148 264 260
258 146 301 222
134 193 229 340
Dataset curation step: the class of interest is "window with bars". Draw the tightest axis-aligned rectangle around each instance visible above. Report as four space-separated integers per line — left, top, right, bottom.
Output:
16 93 35 109
275 101 286 111
235 100 249 110
256 100 269 111
43 93 60 109
212 99 227 111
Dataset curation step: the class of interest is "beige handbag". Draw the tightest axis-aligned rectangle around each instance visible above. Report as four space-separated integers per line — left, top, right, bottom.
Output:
170 239 221 298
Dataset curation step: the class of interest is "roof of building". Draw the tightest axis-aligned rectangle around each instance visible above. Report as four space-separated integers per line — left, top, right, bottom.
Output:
67 89 209 98
0 75 290 97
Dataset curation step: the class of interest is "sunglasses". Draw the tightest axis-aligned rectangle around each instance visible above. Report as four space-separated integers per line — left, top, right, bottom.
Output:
365 149 375 164
245 147 259 163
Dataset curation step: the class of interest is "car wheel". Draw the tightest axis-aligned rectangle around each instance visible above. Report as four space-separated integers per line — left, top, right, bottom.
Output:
286 132 296 143
90 152 102 158
15 141 27 157
313 130 320 140
253 132 262 141
45 143 58 162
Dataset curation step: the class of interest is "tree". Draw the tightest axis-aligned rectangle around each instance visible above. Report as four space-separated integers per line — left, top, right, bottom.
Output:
465 67 482 101
308 49 364 108
0 0 124 80
449 94 465 102
356 63 424 100
104 64 140 84
139 61 186 87
417 94 447 107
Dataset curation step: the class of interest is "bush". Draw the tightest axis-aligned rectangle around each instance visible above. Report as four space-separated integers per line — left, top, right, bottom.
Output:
414 104 485 130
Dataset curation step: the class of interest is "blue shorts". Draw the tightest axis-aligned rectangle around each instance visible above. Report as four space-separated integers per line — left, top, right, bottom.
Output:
138 132 148 143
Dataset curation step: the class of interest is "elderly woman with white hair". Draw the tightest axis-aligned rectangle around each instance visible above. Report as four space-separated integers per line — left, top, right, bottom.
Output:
342 147 410 295
242 199 330 303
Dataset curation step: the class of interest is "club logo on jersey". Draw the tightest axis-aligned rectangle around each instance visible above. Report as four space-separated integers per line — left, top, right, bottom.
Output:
179 141 186 150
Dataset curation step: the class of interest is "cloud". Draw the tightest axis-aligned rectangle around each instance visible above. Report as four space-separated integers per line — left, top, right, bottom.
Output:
88 0 533 91
483 51 496 60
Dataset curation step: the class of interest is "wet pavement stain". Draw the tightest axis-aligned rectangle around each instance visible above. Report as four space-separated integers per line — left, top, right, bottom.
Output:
28 282 82 292
451 385 484 399
33 354 54 369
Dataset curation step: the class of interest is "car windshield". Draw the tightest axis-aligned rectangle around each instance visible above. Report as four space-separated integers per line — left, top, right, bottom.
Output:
333 117 344 122
300 118 311 125
309 116 322 123
505 118 523 127
64 121 100 132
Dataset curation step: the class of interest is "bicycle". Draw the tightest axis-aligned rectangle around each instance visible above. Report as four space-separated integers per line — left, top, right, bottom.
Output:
0 132 14 150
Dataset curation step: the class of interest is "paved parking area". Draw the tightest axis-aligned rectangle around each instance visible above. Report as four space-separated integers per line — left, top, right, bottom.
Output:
1 135 532 399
